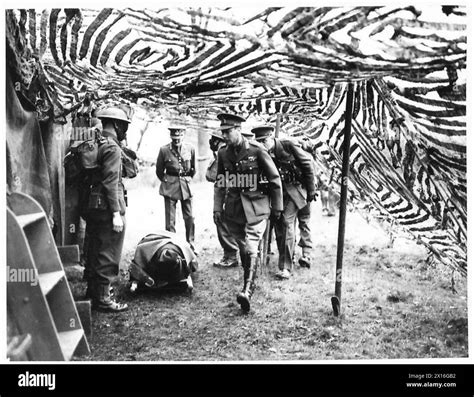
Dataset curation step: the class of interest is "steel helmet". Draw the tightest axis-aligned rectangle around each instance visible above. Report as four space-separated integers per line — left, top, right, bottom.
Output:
96 107 131 123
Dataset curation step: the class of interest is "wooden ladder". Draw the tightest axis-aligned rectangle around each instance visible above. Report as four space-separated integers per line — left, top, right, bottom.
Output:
7 191 90 361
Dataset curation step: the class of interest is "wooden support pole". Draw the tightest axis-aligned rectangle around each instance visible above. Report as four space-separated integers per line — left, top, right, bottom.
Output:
331 81 355 317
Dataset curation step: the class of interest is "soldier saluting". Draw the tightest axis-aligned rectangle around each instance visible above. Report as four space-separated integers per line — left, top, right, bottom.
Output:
156 126 197 253
252 125 316 280
214 114 283 313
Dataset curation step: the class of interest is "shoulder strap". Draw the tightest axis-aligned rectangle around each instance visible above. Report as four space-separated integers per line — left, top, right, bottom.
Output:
169 145 185 163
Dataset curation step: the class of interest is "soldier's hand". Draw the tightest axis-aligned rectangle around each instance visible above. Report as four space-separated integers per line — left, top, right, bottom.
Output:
112 212 124 233
213 211 222 224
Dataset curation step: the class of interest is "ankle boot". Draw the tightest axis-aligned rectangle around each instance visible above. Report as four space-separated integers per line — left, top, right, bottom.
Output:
93 284 128 312
299 248 312 268
237 255 258 313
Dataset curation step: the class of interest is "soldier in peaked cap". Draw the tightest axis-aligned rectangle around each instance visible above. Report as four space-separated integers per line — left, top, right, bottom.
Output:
214 115 283 313
206 128 240 268
156 125 197 253
252 124 317 280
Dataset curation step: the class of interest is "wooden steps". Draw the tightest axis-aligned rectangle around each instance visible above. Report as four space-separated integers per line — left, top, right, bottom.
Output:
38 271 64 296
58 329 85 360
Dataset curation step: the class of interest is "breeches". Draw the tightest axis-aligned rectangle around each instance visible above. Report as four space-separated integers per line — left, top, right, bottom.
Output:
226 218 268 259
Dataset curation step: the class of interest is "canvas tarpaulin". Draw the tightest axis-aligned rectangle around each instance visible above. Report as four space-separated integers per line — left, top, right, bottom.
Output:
6 68 53 221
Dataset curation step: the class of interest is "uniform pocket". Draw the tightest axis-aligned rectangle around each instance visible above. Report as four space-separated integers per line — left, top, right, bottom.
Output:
87 185 108 211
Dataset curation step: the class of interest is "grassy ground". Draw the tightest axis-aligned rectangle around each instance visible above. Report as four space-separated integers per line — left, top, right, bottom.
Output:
71 170 468 361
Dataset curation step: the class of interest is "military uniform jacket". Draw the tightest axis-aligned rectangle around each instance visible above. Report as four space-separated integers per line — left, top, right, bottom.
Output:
80 131 126 216
99 136 126 214
271 138 316 210
156 142 196 200
214 138 283 224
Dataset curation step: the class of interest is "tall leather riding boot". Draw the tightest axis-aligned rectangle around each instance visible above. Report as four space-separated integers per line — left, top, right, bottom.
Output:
240 254 250 293
236 255 258 313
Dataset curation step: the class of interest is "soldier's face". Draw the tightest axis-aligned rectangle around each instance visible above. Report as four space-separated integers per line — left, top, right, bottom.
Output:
222 126 241 147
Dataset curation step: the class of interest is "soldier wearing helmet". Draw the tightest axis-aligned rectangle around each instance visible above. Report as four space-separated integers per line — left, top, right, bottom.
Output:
206 128 239 268
155 125 197 253
81 105 130 312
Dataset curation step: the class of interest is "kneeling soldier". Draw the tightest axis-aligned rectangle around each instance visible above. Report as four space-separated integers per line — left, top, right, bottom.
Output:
214 114 283 312
253 125 316 280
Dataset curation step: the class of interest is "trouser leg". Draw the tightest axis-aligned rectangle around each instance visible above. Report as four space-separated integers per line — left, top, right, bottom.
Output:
297 202 313 253
164 197 177 233
321 189 329 212
216 214 239 259
274 199 298 271
84 213 128 312
181 198 195 245
297 203 313 268
226 219 247 284
85 214 126 286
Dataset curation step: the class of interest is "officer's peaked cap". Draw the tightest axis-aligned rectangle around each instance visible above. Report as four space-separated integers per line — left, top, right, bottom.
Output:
218 124 254 138
217 113 246 126
168 125 185 137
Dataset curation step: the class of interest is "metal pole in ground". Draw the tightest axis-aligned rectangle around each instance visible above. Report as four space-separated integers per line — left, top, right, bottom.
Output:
331 81 354 317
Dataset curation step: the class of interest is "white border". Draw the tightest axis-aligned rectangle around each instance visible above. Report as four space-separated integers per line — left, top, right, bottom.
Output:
0 0 472 367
